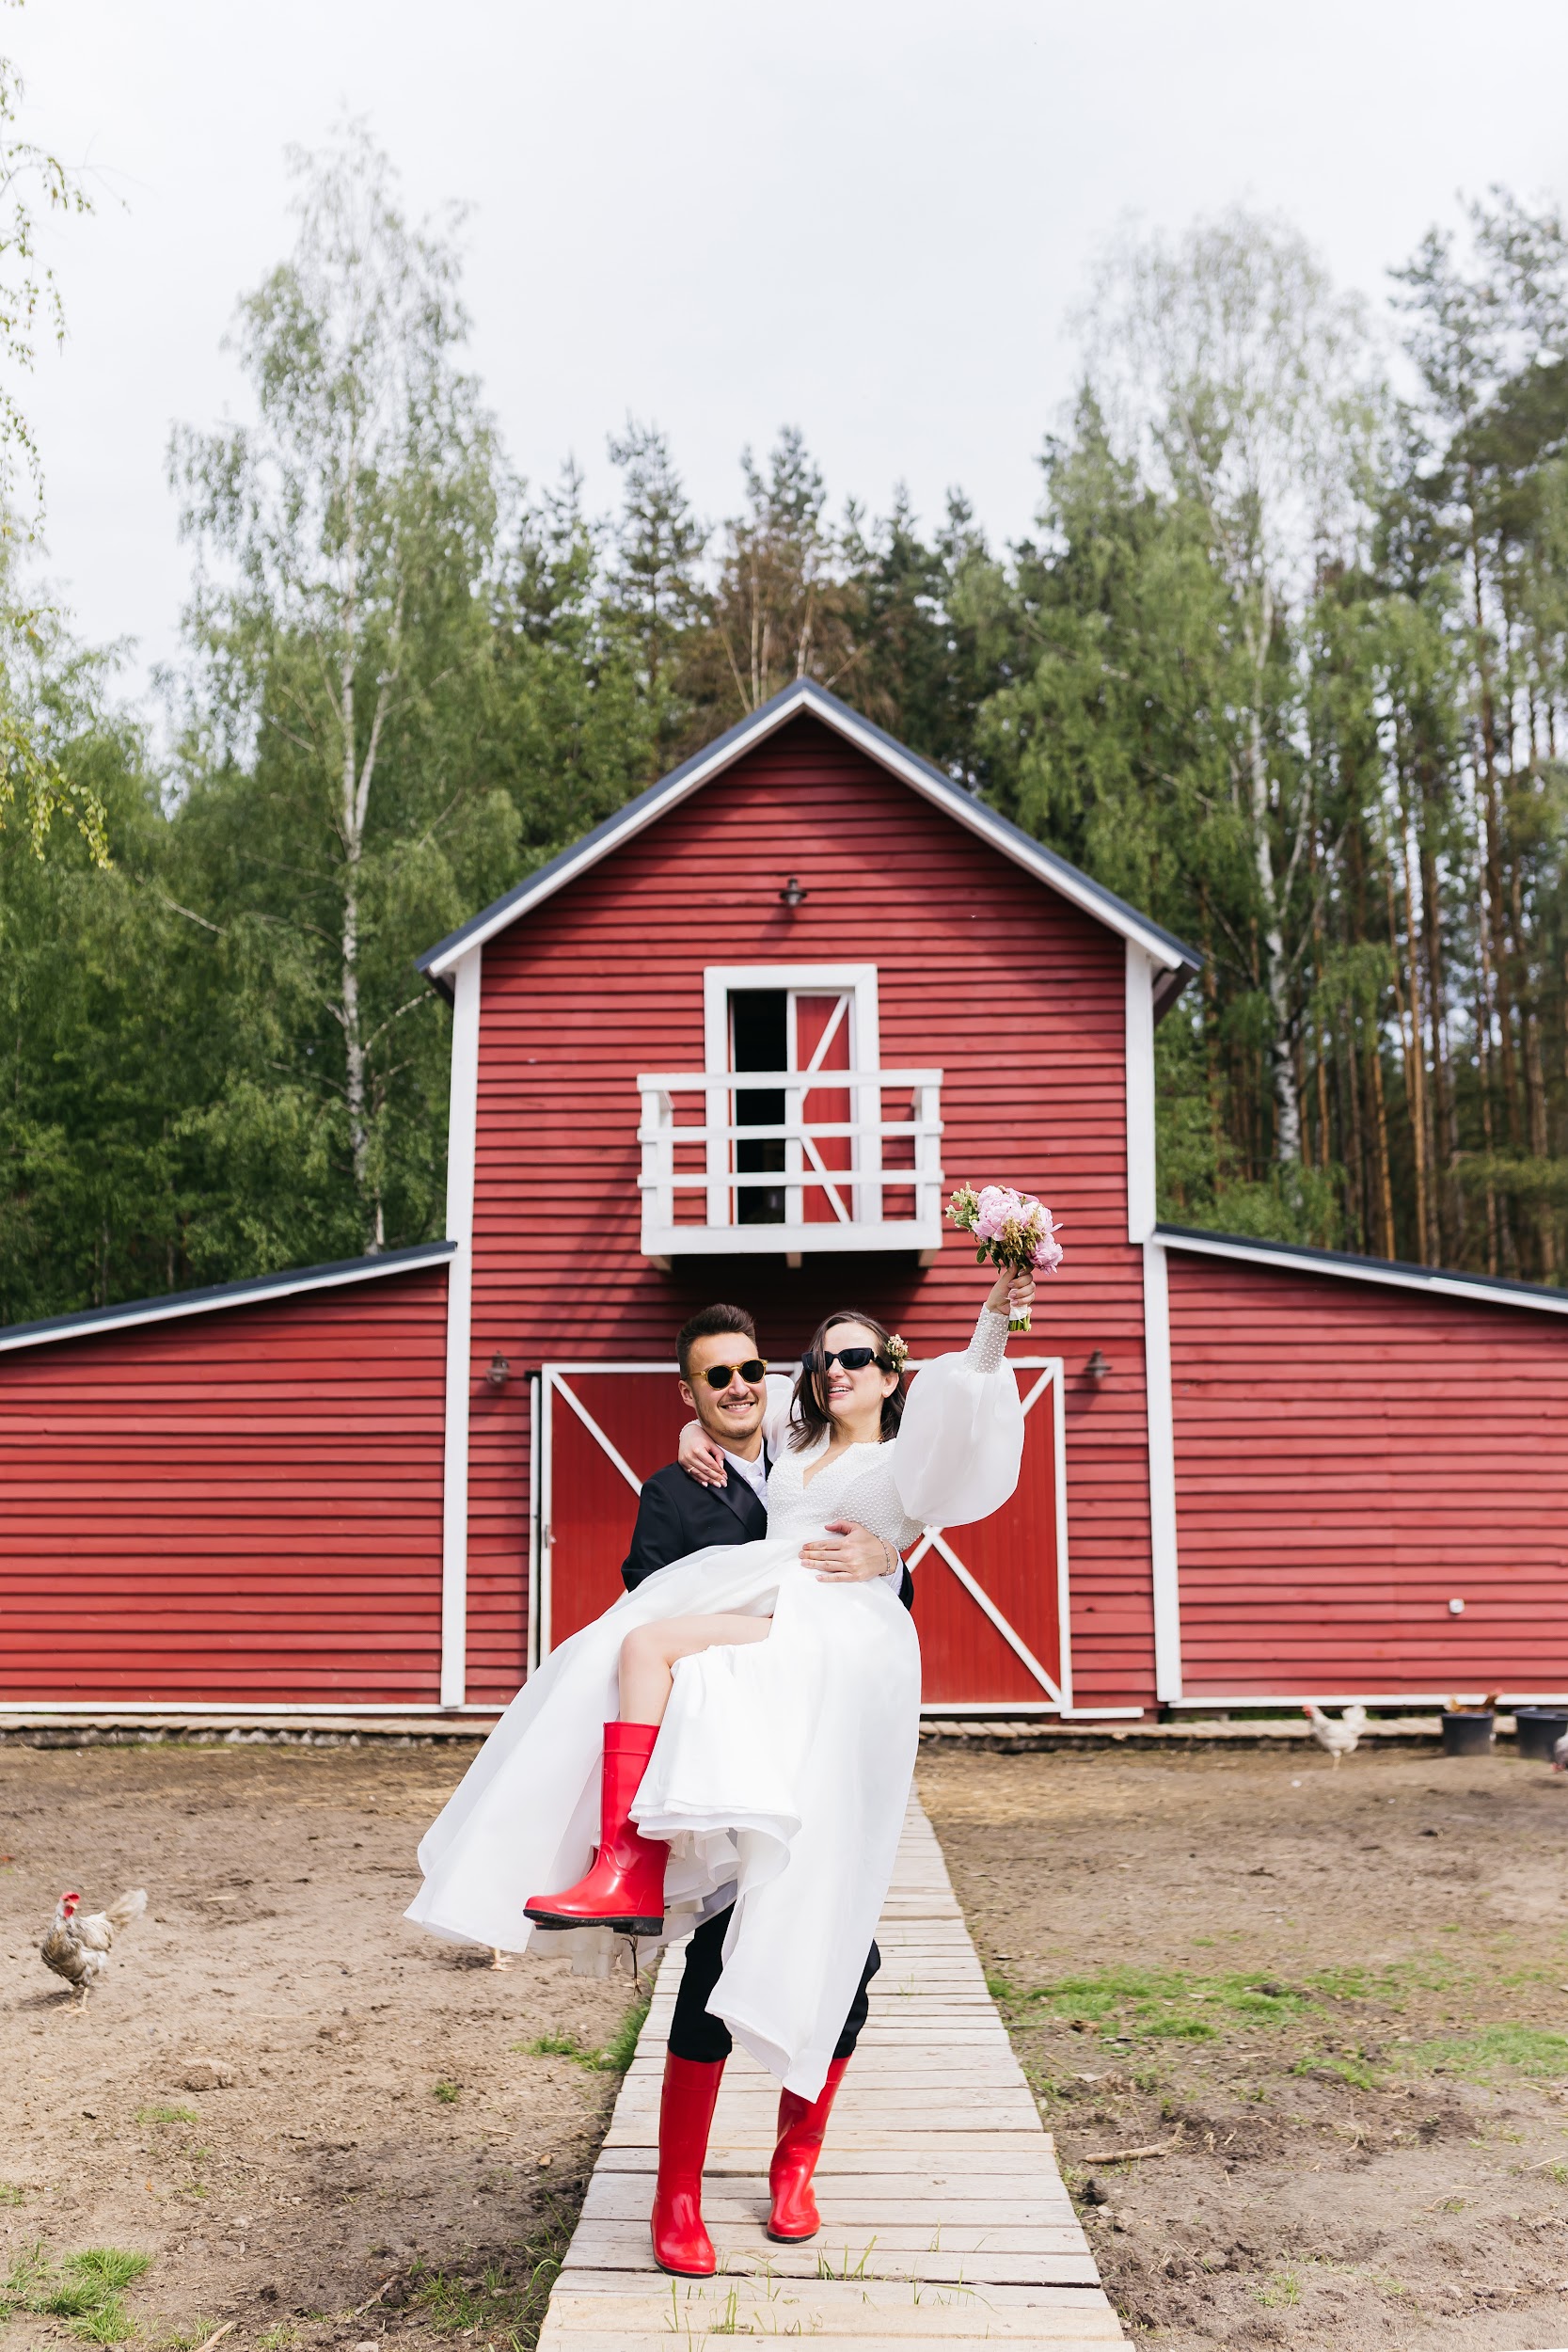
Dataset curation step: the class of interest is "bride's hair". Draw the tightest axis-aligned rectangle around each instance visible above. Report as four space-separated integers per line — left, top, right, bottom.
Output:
790 1311 908 1450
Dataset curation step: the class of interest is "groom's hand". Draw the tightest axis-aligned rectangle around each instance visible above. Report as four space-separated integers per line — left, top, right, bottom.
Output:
803 1520 896 1581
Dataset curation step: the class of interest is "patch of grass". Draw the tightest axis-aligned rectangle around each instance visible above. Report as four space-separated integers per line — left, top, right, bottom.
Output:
1257 2268 1302 2308
258 2323 301 2350
1403 2023 1568 2081
4 2247 151 2343
0 2183 24 2206
1006 1964 1314 2042
1291 2050 1386 2091
406 2200 576 2349
597 1993 651 2074
147 2324 223 2351
433 2079 461 2104
517 2033 584 2059
510 1992 649 2076
135 2106 198 2127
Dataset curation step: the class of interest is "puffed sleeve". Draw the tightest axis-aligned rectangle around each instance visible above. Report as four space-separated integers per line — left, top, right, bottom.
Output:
891 1308 1024 1528
761 1370 797 1460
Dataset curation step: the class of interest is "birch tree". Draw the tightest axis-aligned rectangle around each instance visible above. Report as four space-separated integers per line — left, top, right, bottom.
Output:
1084 212 1382 1164
171 126 499 1246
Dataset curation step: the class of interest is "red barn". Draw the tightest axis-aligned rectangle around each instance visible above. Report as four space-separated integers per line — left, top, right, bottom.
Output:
5 683 1568 1721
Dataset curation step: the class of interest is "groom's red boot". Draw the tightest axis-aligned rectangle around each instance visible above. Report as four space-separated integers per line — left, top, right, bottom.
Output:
524 1721 667 1934
650 2054 724 2276
767 2055 851 2241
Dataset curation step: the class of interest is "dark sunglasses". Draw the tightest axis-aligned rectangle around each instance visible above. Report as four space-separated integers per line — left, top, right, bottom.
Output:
699 1359 768 1390
818 1345 882 1373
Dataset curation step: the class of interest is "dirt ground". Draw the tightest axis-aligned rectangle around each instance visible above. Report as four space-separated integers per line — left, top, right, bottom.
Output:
921 1741 1568 2352
8 1737 1568 2352
0 1739 640 2351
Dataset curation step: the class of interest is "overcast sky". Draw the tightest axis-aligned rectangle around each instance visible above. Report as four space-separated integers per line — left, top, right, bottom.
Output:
16 0 1568 707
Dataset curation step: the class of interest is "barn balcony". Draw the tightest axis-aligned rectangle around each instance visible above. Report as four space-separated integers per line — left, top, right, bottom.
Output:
637 1069 945 1263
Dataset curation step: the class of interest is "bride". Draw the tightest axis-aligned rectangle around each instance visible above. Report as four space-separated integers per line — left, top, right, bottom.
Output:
406 1263 1032 2259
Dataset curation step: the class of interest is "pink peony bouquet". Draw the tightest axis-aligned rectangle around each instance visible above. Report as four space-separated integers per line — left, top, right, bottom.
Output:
947 1184 1064 1331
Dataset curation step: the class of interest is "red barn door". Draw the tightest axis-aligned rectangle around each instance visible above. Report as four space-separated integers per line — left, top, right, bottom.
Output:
538 1359 1071 1710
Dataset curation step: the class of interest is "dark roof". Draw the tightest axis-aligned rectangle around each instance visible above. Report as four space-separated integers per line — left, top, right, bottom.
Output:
0 1241 456 1355
1158 1224 1568 1317
416 680 1204 999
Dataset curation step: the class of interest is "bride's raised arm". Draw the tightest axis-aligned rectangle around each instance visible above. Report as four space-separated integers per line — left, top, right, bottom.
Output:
890 1272 1029 1530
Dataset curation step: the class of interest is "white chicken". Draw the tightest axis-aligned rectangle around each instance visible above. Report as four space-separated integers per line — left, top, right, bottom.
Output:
1303 1702 1368 1766
40 1888 147 2001
1552 1728 1568 1773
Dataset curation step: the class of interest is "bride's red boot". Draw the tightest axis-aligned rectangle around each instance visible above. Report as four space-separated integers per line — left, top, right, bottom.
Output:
651 2054 724 2276
767 2055 851 2241
524 1721 667 1933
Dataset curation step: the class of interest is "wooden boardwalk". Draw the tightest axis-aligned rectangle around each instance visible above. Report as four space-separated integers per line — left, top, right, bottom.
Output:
538 1798 1126 2349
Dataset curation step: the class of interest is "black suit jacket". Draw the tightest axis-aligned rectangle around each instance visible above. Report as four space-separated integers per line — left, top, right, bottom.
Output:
621 1451 915 1611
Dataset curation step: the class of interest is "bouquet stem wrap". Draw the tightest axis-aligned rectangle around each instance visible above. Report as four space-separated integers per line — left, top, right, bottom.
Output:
946 1184 1064 1330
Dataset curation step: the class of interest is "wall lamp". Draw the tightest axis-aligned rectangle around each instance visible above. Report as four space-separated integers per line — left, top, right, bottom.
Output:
486 1352 512 1391
779 876 809 909
1085 1348 1111 1385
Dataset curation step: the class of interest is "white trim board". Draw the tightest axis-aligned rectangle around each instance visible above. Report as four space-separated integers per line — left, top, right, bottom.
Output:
421 681 1196 983
439 947 483 1709
1160 1225 1568 1317
0 1243 455 1355
1142 1240 1181 1705
1169 1693 1568 1711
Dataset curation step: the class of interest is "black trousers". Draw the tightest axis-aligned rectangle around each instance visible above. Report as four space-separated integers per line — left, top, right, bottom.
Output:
668 1903 880 2066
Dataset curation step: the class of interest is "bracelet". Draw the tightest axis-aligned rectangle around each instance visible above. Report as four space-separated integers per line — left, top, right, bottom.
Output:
880 1537 897 1575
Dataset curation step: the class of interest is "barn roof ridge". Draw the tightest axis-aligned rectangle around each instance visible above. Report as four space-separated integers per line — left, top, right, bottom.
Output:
1159 1222 1568 1318
415 679 1203 1000
0 1239 456 1355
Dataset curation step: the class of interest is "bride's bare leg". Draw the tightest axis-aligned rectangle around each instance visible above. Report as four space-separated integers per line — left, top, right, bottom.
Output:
620 1613 771 1727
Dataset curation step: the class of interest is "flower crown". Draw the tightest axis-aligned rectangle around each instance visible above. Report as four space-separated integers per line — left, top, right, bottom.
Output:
882 1333 909 1375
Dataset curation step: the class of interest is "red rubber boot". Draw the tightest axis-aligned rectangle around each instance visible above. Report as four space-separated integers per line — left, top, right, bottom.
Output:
651 2054 725 2276
767 2055 851 2241
524 1721 667 1933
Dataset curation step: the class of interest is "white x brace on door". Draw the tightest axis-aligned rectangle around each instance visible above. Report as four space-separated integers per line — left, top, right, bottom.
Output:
534 1358 1071 1713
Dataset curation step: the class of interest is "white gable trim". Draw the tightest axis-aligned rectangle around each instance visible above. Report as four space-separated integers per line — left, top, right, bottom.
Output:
0 1243 455 1355
422 684 1195 982
1160 1226 1568 1318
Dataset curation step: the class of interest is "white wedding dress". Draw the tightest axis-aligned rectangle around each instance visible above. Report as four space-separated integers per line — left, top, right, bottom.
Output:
405 1306 1022 2097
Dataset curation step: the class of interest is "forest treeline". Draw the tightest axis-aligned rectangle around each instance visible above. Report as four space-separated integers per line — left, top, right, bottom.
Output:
8 131 1568 1320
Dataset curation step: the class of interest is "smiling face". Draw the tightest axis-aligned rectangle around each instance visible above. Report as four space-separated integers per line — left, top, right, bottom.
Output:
820 1319 898 1428
681 1332 768 1454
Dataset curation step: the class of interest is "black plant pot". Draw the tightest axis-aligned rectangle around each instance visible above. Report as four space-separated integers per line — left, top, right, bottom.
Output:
1514 1708 1568 1763
1441 1709 1495 1756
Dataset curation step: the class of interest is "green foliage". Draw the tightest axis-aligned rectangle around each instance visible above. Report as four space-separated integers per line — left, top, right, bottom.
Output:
14 167 1568 1311
432 2079 460 2103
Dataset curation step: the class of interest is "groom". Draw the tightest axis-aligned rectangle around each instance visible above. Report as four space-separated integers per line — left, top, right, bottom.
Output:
619 1300 910 2276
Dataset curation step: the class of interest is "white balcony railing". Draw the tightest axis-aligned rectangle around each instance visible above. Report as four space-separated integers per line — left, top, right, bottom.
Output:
637 1067 944 1261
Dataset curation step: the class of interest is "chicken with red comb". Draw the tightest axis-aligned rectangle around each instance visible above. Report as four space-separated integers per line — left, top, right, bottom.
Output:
40 1886 147 2001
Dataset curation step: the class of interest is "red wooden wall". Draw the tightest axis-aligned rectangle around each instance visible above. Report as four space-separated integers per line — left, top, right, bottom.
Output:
0 1268 449 1705
1167 1248 1568 1696
464 711 1157 1710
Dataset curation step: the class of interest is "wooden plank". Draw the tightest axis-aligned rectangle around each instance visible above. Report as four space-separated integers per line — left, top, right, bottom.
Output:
537 1799 1126 2350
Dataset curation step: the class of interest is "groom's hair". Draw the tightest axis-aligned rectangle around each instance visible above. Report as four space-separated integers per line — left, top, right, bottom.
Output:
676 1302 758 1383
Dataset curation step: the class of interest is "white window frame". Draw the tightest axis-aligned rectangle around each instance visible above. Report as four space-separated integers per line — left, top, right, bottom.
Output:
704 962 881 1230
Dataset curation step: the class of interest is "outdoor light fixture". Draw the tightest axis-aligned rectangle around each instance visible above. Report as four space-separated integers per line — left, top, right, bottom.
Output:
1449 1597 1465 1615
779 876 808 908
486 1352 512 1391
1085 1348 1110 1384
